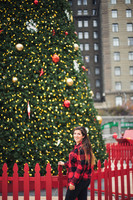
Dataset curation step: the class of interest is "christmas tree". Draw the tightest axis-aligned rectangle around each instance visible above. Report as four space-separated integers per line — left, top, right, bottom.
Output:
0 0 107 176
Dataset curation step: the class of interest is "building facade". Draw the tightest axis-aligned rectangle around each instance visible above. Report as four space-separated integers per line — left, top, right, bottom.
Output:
69 0 133 108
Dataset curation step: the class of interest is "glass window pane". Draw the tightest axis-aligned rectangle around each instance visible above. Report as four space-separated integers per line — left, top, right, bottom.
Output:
92 9 97 16
94 55 98 63
115 82 122 90
129 52 133 60
96 92 101 100
80 44 83 51
85 44 89 50
96 80 100 87
127 23 133 31
78 20 82 27
83 10 88 15
111 0 117 4
77 0 82 5
85 55 90 63
125 0 131 4
93 20 98 27
94 43 99 50
114 52 120 61
113 37 119 46
78 32 83 39
112 23 119 32
112 10 118 18
78 10 82 15
83 0 87 5
129 66 133 75
95 68 100 75
115 97 122 106
84 20 88 27
114 67 121 75
130 81 133 90
126 9 132 17
93 31 98 39
84 32 89 39
128 37 133 46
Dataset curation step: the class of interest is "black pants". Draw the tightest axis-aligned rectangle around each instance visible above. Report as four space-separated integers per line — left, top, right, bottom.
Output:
65 179 91 200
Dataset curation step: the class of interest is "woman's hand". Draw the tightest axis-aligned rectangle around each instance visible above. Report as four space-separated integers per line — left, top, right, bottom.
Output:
69 184 75 190
58 161 65 166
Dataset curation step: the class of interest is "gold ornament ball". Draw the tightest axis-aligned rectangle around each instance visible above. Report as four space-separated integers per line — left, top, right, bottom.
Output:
15 43 24 51
74 43 79 50
66 78 73 86
12 77 18 83
96 115 102 124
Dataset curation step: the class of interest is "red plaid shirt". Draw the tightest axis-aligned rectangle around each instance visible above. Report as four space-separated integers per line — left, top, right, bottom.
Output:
65 142 91 186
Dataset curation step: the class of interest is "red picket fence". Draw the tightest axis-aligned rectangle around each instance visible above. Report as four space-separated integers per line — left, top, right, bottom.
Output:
106 143 133 160
0 158 133 200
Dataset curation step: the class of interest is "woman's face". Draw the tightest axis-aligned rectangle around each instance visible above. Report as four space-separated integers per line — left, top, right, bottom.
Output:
73 130 84 145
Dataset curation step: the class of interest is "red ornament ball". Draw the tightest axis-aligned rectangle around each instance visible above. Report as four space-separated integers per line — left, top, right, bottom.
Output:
81 66 86 71
63 100 70 108
34 0 38 4
65 31 68 35
52 29 55 36
52 54 60 64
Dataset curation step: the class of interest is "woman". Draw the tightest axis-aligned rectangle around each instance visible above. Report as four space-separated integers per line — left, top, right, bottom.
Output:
58 126 95 200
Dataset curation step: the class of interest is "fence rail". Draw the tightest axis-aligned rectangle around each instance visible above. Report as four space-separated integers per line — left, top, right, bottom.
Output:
106 143 133 160
0 157 133 199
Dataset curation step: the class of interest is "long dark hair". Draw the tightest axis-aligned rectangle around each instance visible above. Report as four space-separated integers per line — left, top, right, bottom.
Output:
73 126 95 166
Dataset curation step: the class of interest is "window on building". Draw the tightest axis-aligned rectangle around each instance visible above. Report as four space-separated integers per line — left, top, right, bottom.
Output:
83 10 88 15
83 0 87 5
96 80 100 87
115 82 122 90
78 32 83 39
130 81 133 90
94 43 99 50
115 96 122 106
131 96 133 103
84 32 89 39
95 67 100 75
129 52 133 60
111 0 117 4
92 9 97 16
78 20 82 27
94 55 98 63
81 56 84 60
93 20 98 27
128 37 133 46
114 52 120 61
84 20 88 27
85 55 90 63
115 66 121 75
69 1 72 6
112 23 119 32
127 23 133 31
93 31 98 39
96 92 101 100
80 44 83 51
93 0 97 4
126 9 132 17
113 37 119 46
112 10 118 18
85 44 89 50
78 10 82 15
77 0 82 5
129 66 133 75
125 0 131 4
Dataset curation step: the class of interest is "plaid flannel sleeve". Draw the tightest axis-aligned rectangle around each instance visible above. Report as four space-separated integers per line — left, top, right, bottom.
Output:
69 148 85 186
